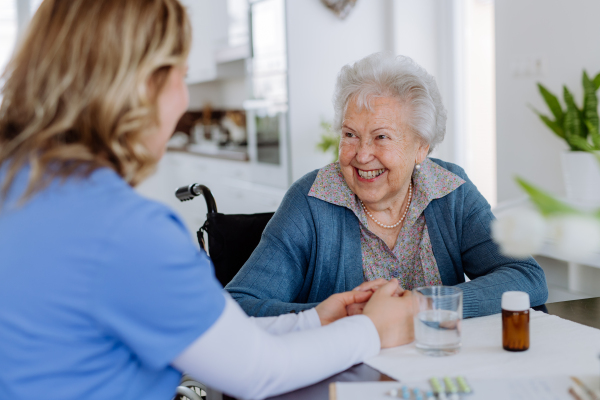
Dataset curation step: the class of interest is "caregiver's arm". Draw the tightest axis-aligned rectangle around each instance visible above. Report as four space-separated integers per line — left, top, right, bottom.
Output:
250 308 321 334
173 283 413 400
456 180 548 318
251 290 372 334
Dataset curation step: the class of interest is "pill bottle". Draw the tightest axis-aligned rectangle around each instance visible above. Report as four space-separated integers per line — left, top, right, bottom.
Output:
501 291 530 352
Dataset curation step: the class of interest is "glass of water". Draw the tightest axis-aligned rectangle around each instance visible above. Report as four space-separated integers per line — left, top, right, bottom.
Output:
413 286 463 356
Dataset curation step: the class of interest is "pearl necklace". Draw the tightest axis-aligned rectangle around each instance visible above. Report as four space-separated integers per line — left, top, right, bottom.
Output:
359 182 412 229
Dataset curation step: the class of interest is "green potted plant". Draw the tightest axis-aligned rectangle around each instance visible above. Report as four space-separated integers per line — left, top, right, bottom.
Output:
316 119 340 162
533 70 600 202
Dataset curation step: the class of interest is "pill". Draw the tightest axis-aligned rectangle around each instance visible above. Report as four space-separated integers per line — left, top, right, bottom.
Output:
443 376 457 393
456 376 472 394
429 377 443 393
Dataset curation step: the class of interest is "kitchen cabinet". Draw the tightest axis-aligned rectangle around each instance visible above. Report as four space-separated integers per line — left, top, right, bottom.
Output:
180 0 216 83
181 0 250 84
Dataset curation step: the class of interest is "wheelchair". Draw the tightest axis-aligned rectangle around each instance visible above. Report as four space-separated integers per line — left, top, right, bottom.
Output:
172 183 275 400
175 183 274 287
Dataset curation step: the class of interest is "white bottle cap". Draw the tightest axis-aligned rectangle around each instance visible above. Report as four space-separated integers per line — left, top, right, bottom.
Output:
502 291 530 311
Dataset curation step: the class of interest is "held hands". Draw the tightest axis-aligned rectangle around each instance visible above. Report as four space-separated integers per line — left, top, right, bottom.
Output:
314 278 398 325
346 278 405 316
314 290 373 326
362 279 415 348
314 279 415 348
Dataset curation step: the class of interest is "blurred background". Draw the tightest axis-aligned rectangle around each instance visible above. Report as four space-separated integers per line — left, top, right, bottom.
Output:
1 0 599 303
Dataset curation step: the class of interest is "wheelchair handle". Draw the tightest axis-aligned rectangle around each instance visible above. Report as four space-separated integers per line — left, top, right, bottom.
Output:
175 183 218 213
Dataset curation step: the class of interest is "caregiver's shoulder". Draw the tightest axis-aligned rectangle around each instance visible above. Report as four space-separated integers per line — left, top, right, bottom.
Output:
81 168 190 241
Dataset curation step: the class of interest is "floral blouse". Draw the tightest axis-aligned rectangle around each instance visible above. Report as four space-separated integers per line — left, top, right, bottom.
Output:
307 158 465 289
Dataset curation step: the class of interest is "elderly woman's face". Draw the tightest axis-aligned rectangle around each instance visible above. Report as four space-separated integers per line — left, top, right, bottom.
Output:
339 96 429 208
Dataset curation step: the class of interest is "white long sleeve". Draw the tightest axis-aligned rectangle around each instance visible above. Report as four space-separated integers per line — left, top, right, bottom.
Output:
249 307 321 334
171 293 380 400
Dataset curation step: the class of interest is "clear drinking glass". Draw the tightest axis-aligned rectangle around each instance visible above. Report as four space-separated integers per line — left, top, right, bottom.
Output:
413 286 463 356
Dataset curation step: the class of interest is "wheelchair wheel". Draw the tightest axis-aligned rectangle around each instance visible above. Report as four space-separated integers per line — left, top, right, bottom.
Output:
173 375 207 400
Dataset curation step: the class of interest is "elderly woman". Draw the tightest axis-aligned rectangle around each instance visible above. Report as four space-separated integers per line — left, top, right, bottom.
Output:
226 52 548 318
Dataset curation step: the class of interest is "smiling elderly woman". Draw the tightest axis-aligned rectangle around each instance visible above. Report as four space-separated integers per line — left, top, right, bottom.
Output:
226 52 548 318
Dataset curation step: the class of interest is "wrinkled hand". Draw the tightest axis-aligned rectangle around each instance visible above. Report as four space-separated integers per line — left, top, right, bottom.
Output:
315 290 373 326
362 279 415 348
346 279 405 316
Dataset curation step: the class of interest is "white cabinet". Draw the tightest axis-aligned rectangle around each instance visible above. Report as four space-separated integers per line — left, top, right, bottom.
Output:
181 0 217 83
181 0 249 84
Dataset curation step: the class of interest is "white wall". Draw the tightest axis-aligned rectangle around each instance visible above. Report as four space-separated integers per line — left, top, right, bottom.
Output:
390 0 457 169
495 0 600 202
391 0 440 78
286 0 393 182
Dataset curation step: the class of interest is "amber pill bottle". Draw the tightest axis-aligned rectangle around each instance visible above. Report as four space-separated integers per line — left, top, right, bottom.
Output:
501 291 530 352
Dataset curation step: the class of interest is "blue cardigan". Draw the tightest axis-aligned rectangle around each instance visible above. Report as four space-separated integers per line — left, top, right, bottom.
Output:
225 158 548 318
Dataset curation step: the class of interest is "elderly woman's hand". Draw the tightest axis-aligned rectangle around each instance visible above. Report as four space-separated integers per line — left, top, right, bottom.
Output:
346 279 405 316
314 290 373 326
363 279 415 348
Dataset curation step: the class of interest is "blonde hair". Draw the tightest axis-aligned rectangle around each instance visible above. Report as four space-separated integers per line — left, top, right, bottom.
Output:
0 0 191 204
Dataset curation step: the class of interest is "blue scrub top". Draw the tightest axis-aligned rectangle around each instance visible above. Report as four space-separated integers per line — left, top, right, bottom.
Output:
0 166 225 400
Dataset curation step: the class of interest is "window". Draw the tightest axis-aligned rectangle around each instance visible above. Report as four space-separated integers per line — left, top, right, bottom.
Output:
0 0 42 78
458 0 496 207
0 0 17 76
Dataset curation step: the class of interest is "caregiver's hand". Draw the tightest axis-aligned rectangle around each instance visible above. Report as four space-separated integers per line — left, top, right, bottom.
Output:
362 279 415 348
347 279 405 316
315 290 373 326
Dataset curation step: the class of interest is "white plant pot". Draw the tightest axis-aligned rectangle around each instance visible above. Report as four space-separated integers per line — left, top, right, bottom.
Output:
561 151 600 203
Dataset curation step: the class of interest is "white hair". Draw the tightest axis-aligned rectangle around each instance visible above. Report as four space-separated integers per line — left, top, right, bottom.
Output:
332 52 446 153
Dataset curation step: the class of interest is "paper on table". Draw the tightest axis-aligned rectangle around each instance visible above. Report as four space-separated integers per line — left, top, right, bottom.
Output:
332 376 578 400
365 310 600 382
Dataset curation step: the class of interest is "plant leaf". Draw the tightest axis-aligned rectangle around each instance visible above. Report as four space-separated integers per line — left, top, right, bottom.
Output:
563 86 583 139
320 120 333 131
316 120 340 162
566 135 594 151
582 71 600 143
585 120 600 149
594 73 600 91
530 106 565 139
515 177 579 217
537 83 564 123
540 115 566 139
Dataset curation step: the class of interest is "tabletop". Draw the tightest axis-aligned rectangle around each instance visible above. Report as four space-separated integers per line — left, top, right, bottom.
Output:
220 299 599 400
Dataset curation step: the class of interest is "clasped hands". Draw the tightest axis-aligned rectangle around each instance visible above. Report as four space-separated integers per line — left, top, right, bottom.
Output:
314 278 414 348
347 278 406 315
